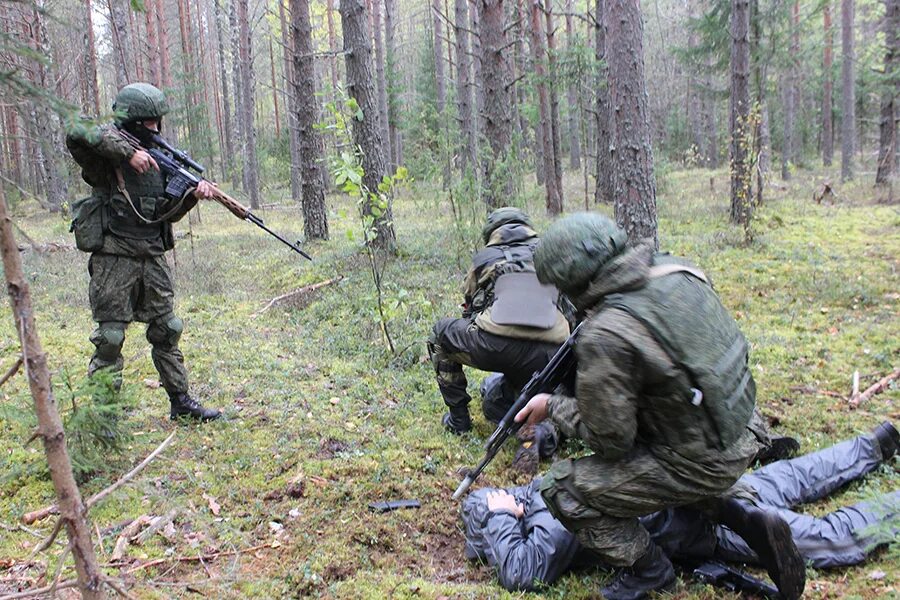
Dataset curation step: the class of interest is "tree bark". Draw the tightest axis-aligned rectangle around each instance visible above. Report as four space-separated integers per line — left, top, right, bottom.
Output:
83 0 101 114
478 0 515 208
0 188 105 600
530 0 562 214
214 0 236 188
470 0 486 139
545 4 564 204
840 0 855 181
341 0 396 250
564 0 581 170
279 0 302 202
454 0 477 174
326 0 340 102
875 0 898 184
432 0 447 114
594 0 614 204
385 0 400 169
730 0 752 226
781 0 799 180
237 0 260 207
823 0 834 166
607 0 658 247
291 0 329 239
108 0 133 88
371 0 392 163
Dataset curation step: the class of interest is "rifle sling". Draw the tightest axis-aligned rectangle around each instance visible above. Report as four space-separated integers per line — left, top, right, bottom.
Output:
114 167 187 226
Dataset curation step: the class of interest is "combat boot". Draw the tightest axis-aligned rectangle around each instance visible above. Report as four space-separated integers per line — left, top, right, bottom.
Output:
600 542 675 600
752 436 800 464
169 393 221 422
715 498 805 600
512 422 559 475
872 421 899 460
442 407 472 434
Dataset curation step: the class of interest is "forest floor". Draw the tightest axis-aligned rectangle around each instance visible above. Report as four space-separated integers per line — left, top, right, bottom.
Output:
0 165 898 599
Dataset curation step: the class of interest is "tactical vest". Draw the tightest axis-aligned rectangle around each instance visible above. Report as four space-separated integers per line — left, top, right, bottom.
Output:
468 239 541 315
601 255 755 450
105 165 172 241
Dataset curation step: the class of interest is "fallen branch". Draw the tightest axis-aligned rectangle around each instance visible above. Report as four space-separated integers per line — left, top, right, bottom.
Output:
0 356 22 387
253 276 343 316
122 542 273 573
849 367 900 408
111 516 152 562
23 431 177 525
0 580 78 600
789 385 844 398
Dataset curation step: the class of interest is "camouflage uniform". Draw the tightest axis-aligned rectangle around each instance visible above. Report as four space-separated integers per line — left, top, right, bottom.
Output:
532 214 767 569
429 208 570 431
67 83 215 419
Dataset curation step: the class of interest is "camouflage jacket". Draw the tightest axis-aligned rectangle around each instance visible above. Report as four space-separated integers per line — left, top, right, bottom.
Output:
547 244 763 477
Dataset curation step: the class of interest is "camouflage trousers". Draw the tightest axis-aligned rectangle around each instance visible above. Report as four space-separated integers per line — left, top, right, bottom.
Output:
540 429 759 567
427 317 559 416
87 253 189 395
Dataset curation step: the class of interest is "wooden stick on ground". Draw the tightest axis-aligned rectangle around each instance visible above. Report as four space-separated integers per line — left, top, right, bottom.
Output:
0 356 22 387
123 542 273 573
849 367 900 408
23 431 177 525
253 276 343 316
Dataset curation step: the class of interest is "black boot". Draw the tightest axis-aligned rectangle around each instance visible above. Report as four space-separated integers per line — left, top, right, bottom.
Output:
752 436 801 465
169 393 221 422
601 543 675 600
872 421 899 460
716 498 805 600
441 407 472 434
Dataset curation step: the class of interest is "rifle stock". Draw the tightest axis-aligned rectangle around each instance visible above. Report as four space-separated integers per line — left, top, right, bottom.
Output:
452 323 581 500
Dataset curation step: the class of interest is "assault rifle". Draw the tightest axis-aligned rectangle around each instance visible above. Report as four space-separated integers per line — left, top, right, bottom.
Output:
117 128 312 260
690 560 779 598
452 323 582 500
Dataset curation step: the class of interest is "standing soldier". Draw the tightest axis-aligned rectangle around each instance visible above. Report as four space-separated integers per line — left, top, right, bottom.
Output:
515 213 805 600
428 207 570 472
66 83 220 421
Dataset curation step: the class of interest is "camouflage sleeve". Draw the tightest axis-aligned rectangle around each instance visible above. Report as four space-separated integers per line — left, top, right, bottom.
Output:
66 124 135 163
547 393 593 441
568 314 641 460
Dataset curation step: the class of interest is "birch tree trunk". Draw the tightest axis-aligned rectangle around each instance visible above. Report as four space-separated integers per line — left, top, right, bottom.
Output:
875 0 897 184
341 0 397 250
840 0 855 181
291 0 329 239
477 0 514 208
823 0 834 166
607 0 658 246
0 187 105 600
730 0 752 226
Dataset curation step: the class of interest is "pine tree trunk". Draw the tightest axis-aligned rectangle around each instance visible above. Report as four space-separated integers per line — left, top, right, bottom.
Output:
269 35 281 138
470 1 485 139
0 188 105 600
341 0 396 250
594 0 614 204
83 0 101 114
478 0 515 208
454 0 477 175
229 0 244 191
291 0 329 239
237 0 260 207
730 0 752 226
432 0 447 114
840 0 855 180
144 0 160 87
781 0 799 180
875 0 898 184
545 4 564 206
607 0 658 247
279 0 302 201
108 0 133 88
564 0 581 170
327 0 340 102
157 0 171 89
214 0 235 188
530 0 561 214
823 0 834 166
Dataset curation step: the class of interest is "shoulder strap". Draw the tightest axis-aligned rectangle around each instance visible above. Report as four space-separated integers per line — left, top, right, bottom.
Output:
114 166 186 226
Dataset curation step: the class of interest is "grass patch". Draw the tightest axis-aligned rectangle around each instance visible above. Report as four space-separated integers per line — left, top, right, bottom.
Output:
0 166 897 598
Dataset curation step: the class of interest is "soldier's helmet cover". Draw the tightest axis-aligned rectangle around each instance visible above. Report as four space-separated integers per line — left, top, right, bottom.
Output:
482 207 533 243
534 212 628 295
113 83 170 126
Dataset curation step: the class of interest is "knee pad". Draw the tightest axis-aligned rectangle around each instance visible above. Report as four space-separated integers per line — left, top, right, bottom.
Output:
147 313 183 347
90 322 126 361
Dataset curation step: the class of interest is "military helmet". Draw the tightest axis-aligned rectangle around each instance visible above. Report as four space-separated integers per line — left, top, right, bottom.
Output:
533 212 628 294
112 83 170 125
482 207 532 244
